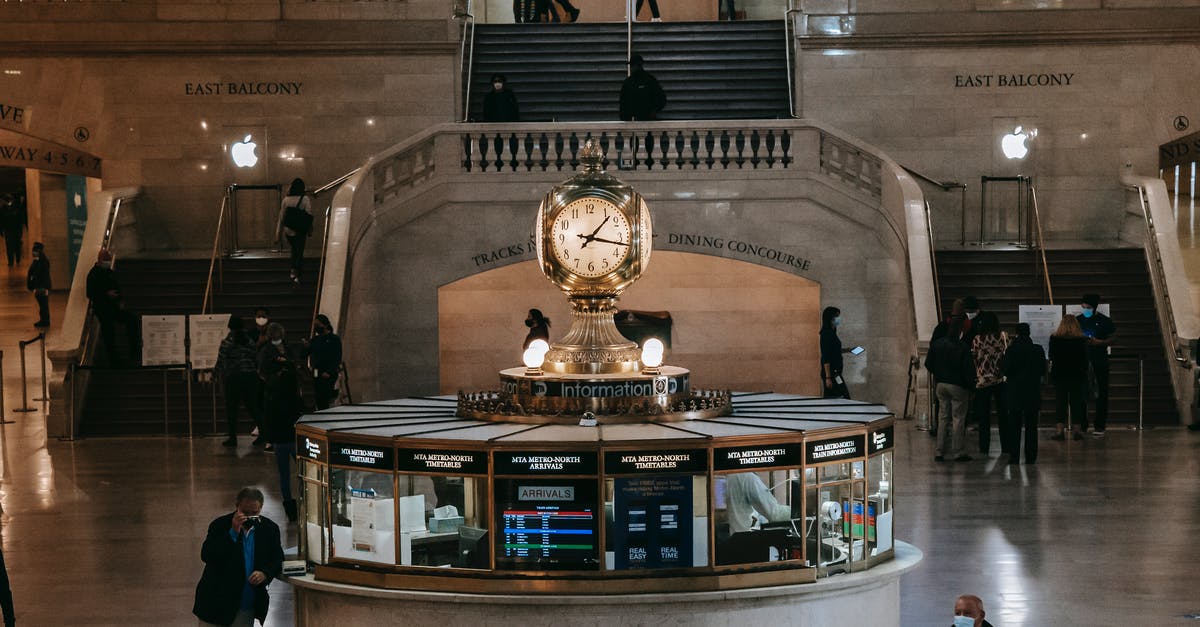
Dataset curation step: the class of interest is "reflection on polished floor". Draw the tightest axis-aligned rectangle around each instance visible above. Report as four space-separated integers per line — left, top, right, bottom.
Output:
2 266 1200 625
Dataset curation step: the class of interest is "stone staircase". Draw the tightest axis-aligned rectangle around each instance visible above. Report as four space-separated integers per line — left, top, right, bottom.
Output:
79 255 318 436
934 247 1178 427
468 21 790 122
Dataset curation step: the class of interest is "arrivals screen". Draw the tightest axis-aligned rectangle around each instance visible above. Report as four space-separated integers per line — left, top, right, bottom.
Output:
493 478 599 570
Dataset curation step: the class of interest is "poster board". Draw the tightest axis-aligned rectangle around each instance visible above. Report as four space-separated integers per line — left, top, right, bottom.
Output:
188 313 231 370
1018 305 1063 354
141 315 186 366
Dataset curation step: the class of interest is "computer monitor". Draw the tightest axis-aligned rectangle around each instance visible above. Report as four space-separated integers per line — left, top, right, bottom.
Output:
458 526 489 569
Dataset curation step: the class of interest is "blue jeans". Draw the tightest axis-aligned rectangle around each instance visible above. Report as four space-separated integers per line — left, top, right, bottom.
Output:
273 440 296 502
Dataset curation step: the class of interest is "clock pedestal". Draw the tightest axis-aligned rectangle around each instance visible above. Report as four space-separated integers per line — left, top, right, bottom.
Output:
543 297 640 375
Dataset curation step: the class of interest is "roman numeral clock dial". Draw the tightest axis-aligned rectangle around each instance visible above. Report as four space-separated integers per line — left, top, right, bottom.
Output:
550 198 631 278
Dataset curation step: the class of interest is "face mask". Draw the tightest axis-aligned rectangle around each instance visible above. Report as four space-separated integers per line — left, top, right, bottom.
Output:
833 316 841 327
493 82 504 90
99 261 112 269
256 317 268 327
952 616 975 627
1082 307 1095 318
965 312 977 320
271 339 283 347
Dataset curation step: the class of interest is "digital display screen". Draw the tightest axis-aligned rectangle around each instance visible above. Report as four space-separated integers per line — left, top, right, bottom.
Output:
494 478 599 570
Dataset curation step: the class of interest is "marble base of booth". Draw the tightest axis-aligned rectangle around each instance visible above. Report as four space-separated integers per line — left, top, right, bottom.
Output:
290 542 922 626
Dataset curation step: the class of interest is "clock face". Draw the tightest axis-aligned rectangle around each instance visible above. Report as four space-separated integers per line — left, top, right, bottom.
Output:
550 197 631 278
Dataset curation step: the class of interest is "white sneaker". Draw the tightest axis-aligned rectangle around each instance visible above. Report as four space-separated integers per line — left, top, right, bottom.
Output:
1092 430 1105 438
651 17 661 22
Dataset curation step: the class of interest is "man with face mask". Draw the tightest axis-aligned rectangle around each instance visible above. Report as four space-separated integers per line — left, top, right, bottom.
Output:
951 594 993 627
960 295 982 343
27 241 51 328
482 74 520 123
86 248 141 366
1076 293 1114 437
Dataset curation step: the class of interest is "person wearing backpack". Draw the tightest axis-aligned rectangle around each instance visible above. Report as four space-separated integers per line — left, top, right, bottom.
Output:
276 178 312 284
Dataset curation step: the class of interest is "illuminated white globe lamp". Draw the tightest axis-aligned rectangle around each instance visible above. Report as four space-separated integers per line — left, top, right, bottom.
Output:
523 346 547 376
640 338 665 375
528 339 549 354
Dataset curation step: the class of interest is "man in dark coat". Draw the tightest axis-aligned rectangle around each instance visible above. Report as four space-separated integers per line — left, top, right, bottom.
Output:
619 54 666 121
952 593 995 627
0 193 25 267
306 314 342 410
193 487 283 626
1076 292 1115 437
482 74 520 123
85 248 140 366
1000 322 1046 464
925 319 975 462
27 241 51 328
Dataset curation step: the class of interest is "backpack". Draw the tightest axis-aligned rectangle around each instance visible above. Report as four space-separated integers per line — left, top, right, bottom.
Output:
283 198 313 234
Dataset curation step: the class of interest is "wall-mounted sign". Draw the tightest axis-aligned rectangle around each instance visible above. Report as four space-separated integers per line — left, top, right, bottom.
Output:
0 102 29 131
493 450 598 475
954 72 1075 88
472 237 536 267
869 425 894 454
805 435 866 465
397 448 488 475
714 443 802 471
1160 129 1200 169
297 435 326 462
188 314 232 370
500 373 688 400
184 81 304 96
665 233 812 272
0 128 102 177
330 442 394 470
604 449 708 474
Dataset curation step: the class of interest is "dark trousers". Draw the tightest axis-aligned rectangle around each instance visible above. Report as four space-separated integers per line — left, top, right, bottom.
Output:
96 307 140 365
286 234 306 278
223 371 264 438
1091 358 1109 431
723 0 736 19
973 383 1006 454
636 0 661 18
822 376 850 400
34 289 50 325
3 229 20 265
314 373 337 410
1055 379 1088 431
273 440 296 502
1003 408 1040 463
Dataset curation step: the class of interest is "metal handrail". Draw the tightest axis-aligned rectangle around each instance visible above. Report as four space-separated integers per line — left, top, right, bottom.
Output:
923 200 943 321
784 5 802 118
201 193 230 314
1127 184 1190 367
309 168 360 333
456 1 476 122
1027 184 1054 305
902 164 967 247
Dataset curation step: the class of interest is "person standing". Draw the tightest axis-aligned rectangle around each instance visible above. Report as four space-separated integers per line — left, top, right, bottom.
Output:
1049 315 1089 441
307 314 342 411
482 74 520 123
0 193 25 268
0 545 14 627
1076 293 1115 437
27 242 51 328
276 178 312 284
523 308 551 349
193 487 284 627
970 312 1008 456
634 0 662 21
819 306 852 399
85 248 140 366
259 323 304 519
1000 322 1046 464
619 54 667 121
926 319 975 462
216 316 265 447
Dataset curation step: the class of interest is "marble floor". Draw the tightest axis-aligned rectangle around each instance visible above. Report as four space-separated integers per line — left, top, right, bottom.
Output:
2 264 1200 626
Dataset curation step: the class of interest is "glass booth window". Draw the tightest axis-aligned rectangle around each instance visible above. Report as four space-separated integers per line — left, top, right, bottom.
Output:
714 469 803 566
331 468 396 565
604 475 708 570
804 461 867 572
867 451 893 557
299 459 329 564
395 474 489 568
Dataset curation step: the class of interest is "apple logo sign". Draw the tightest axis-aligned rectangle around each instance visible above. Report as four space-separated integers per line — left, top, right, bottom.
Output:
231 134 259 168
1001 126 1029 160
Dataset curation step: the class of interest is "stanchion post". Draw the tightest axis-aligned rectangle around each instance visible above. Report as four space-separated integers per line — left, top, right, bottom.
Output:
187 364 194 439
35 333 48 404
67 362 76 441
1138 356 1145 431
14 337 36 413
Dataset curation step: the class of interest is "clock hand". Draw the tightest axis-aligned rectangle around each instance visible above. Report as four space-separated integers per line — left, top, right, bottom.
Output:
577 215 611 248
589 236 628 246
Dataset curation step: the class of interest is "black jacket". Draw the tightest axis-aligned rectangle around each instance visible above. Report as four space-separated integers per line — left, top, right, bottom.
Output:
619 69 667 121
308 332 342 377
85 264 121 312
27 255 51 291
193 512 283 625
925 335 975 389
819 328 843 375
1048 335 1088 385
482 88 520 122
1001 336 1046 412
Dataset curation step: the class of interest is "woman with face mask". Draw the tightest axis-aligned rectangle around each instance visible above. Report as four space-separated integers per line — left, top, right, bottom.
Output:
523 308 551 349
820 306 851 399
258 323 304 520
305 314 342 410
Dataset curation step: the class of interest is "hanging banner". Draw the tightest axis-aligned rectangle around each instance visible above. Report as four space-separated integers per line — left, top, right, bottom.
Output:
65 175 88 275
0 128 102 177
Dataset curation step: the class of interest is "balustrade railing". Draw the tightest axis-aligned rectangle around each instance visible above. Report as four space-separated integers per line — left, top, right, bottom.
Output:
820 133 882 198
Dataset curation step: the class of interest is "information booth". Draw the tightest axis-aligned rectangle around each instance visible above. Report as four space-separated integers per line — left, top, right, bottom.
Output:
294 393 897 593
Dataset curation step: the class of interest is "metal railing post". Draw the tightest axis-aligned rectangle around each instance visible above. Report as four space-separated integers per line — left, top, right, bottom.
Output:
187 364 195 439
14 337 37 413
0 351 8 424
163 368 170 436
36 333 48 404
1138 356 1145 431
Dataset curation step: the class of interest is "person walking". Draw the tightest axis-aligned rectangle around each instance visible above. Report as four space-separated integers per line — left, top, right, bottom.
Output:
1076 293 1115 437
1000 322 1046 464
819 306 852 399
925 319 976 462
216 316 265 447
258 323 304 520
619 54 666 121
27 242 51 328
276 178 312 284
306 314 342 410
193 487 284 627
0 193 25 268
634 0 662 21
970 312 1008 456
482 74 520 123
523 308 551 349
85 248 140 366
1049 315 1089 441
